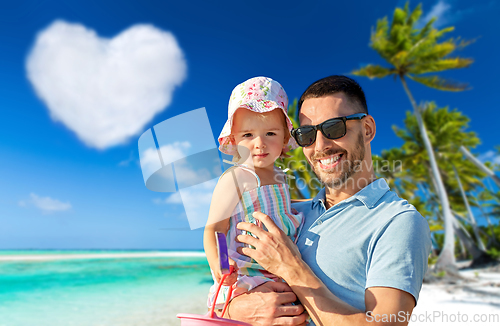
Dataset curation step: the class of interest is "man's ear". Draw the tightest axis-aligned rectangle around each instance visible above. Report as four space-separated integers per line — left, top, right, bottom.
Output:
363 115 376 143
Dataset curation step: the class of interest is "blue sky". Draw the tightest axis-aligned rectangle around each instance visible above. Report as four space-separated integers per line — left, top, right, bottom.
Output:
0 0 499 250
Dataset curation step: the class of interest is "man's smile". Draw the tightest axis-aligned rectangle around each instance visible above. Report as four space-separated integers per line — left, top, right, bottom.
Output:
316 153 344 170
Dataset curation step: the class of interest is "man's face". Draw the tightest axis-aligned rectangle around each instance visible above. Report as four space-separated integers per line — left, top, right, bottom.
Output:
299 93 367 188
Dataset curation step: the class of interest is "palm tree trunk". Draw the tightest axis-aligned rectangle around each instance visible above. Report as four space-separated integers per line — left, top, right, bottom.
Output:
458 238 467 260
473 195 499 247
460 146 500 188
452 214 496 267
452 165 486 251
400 76 457 272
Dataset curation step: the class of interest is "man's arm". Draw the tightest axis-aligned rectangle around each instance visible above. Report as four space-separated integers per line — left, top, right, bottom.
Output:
226 281 308 326
236 212 417 326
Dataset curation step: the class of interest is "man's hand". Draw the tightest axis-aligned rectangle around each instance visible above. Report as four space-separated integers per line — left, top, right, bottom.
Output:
235 212 416 326
228 281 308 326
236 211 302 279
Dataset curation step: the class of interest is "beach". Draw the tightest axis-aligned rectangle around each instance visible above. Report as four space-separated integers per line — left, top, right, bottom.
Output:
1 251 499 325
0 251 206 262
0 251 211 326
411 266 500 325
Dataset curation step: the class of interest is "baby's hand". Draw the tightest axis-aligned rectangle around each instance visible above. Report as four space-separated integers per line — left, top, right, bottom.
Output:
222 258 238 286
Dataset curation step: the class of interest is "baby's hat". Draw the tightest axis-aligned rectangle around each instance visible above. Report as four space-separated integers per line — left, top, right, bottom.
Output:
218 76 298 155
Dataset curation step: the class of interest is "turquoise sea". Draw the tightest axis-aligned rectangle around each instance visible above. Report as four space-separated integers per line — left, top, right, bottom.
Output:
0 250 212 326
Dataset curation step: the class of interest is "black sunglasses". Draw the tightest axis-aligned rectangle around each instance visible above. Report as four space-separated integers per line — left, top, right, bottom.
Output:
291 113 367 147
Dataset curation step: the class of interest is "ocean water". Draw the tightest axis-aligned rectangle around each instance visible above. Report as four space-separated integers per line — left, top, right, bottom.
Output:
0 251 212 326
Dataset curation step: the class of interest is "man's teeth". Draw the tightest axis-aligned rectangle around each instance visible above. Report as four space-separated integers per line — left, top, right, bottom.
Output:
320 155 341 165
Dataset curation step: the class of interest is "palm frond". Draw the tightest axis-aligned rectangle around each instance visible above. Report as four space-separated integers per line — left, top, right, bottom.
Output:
352 65 395 79
407 75 470 91
407 3 422 27
435 26 455 40
430 224 444 232
391 7 407 32
414 40 457 62
411 57 473 74
417 18 435 39
362 2 473 89
371 17 391 60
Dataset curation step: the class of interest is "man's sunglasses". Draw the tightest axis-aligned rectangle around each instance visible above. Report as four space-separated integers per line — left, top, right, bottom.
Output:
291 113 367 147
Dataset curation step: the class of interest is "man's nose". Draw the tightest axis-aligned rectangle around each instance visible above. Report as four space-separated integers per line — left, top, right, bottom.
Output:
314 130 331 152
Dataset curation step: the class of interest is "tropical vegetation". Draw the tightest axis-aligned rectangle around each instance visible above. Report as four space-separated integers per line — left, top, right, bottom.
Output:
374 105 499 267
351 2 478 272
281 2 500 273
279 99 320 199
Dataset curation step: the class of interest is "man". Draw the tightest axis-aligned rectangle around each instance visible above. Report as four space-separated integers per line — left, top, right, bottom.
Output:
226 75 431 325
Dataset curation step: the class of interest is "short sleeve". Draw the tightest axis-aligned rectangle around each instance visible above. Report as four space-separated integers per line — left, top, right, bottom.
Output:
365 211 431 304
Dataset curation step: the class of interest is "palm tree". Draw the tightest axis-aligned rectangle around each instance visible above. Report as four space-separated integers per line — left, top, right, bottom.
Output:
452 164 485 251
459 146 500 188
280 99 320 199
373 149 431 218
394 105 492 261
377 105 497 266
373 149 414 195
352 2 473 272
472 192 499 248
485 190 500 220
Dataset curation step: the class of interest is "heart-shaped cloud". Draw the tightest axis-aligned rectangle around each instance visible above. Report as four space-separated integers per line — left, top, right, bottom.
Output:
26 20 187 149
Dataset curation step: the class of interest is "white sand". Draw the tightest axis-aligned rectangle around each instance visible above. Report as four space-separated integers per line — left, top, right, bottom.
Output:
107 291 208 326
411 267 500 325
0 251 206 261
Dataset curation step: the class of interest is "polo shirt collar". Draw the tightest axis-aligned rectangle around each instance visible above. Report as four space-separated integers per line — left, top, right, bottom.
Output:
311 178 390 209
352 178 390 208
312 188 326 208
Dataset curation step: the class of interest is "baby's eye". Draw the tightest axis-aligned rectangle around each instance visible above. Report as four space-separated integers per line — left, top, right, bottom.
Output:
242 133 252 137
266 132 276 136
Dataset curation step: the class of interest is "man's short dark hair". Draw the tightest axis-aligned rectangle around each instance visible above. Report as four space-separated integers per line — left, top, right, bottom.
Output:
298 75 368 114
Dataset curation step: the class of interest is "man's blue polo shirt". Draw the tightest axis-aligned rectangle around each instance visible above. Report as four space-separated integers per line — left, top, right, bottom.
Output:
292 178 431 314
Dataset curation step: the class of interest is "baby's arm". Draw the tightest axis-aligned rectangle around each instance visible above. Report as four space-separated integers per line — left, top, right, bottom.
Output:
204 168 250 285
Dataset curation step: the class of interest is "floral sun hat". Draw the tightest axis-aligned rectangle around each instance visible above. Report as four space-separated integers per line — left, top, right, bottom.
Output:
218 76 298 156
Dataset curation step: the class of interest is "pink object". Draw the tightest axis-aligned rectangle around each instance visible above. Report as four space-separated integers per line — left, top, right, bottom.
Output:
177 265 251 326
218 76 298 156
176 313 251 326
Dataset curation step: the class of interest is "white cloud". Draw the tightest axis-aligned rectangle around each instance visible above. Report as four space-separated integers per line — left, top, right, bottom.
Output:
152 197 164 205
166 192 183 204
140 147 164 175
26 20 187 149
478 150 500 165
118 151 137 167
139 141 192 182
418 0 480 28
180 179 218 229
152 178 218 229
141 141 191 169
174 164 212 188
159 141 191 165
419 0 452 28
153 192 183 205
19 193 72 214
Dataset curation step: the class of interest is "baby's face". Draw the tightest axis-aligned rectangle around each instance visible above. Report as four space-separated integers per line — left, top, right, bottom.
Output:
231 108 287 170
